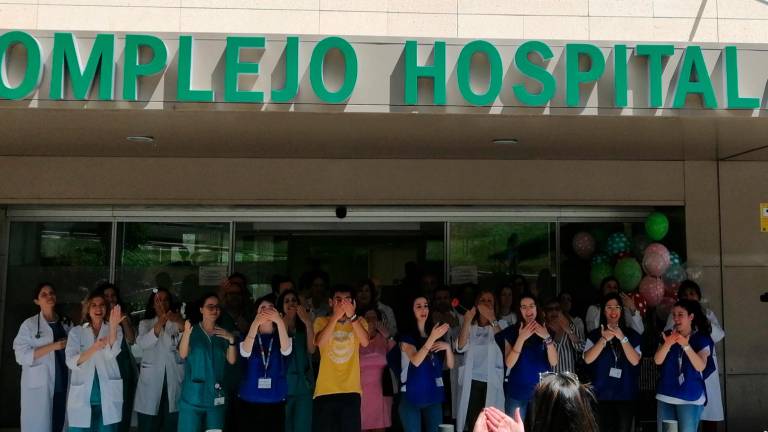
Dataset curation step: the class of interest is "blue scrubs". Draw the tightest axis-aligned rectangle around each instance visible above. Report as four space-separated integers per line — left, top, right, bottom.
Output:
495 325 551 419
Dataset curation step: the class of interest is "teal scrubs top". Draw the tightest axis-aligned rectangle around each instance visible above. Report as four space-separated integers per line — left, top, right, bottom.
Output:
180 324 230 408
286 330 314 397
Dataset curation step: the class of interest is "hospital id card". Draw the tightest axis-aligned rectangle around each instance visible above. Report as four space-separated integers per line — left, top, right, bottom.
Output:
609 368 622 379
258 378 273 389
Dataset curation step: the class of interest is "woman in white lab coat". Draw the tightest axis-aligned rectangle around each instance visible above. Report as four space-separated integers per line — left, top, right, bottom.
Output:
454 288 506 432
13 282 73 432
65 291 124 432
133 288 186 432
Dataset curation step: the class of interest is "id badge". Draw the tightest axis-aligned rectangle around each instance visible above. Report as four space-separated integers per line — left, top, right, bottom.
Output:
258 378 272 389
609 367 622 379
678 374 685 385
214 396 225 406
435 377 444 387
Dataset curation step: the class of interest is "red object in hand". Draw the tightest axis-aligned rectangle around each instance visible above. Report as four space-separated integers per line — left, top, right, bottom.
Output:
631 291 648 317
451 298 460 308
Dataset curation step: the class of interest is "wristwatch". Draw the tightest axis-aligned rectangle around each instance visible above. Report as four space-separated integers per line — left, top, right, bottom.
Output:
682 345 691 352
491 320 499 327
349 314 359 322
620 336 629 344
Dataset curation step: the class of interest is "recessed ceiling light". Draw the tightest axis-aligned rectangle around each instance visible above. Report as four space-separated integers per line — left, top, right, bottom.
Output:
126 135 155 143
492 138 519 145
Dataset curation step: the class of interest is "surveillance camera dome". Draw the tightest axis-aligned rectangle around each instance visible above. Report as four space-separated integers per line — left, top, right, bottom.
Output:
335 206 348 219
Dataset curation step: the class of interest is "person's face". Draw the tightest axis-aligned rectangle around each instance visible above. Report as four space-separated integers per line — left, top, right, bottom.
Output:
153 291 171 315
329 292 352 308
477 292 495 309
544 304 561 323
413 297 429 321
671 306 694 332
679 288 700 302
364 309 378 333
311 278 327 298
513 278 527 295
433 290 451 311
602 280 619 295
559 293 573 313
604 299 622 324
500 287 514 309
282 293 299 315
519 298 537 323
278 281 294 295
34 286 57 309
358 284 372 305
200 297 221 321
223 284 244 309
89 297 107 322
422 275 438 292
257 301 275 314
103 288 117 307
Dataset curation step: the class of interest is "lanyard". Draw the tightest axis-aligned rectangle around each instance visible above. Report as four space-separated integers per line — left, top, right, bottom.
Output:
610 341 621 368
256 333 274 378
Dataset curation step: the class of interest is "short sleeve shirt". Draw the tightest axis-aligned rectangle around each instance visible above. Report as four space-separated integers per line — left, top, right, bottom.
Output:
313 317 367 398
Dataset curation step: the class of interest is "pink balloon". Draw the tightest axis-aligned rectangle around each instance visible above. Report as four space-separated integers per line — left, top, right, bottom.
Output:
643 252 670 277
572 232 595 259
639 276 665 307
644 243 669 258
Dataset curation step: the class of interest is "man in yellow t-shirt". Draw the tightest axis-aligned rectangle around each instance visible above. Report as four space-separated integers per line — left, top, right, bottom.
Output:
312 284 370 432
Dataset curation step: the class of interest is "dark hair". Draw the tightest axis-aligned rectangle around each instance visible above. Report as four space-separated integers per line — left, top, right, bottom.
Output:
599 277 619 294
529 373 599 432
34 282 55 300
400 294 436 341
189 292 220 324
677 279 702 300
673 299 711 335
81 291 107 325
509 274 528 290
229 272 248 286
518 291 545 325
300 270 330 292
328 284 356 300
598 292 627 330
95 282 128 311
276 289 306 333
359 304 382 321
254 293 277 309
271 274 295 295
143 288 176 320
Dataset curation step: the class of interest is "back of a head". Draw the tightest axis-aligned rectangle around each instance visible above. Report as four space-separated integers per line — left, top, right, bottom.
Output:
528 373 598 432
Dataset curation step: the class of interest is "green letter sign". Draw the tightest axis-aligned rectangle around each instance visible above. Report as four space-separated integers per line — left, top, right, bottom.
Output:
177 35 214 102
50 33 115 100
0 31 42 100
310 36 357 103
404 40 446 105
673 46 717 108
513 40 555 106
457 40 502 106
271 36 299 103
122 34 167 101
724 46 760 109
565 43 605 107
224 36 265 103
635 44 674 108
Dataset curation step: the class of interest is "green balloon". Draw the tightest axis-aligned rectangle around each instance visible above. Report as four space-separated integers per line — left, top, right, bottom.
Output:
614 258 642 292
645 212 669 241
590 262 613 288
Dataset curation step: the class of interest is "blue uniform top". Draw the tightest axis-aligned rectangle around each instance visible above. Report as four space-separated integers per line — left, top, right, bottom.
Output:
585 328 641 401
180 324 230 408
399 334 445 407
495 324 551 401
238 333 288 403
656 331 713 404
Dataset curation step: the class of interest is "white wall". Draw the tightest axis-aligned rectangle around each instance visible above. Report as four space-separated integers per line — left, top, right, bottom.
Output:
3 0 768 43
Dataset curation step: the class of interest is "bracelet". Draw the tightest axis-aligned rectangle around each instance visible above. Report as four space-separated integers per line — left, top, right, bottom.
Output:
682 345 691 352
620 336 629 344
349 314 358 322
491 320 499 327
228 340 236 346
543 336 554 345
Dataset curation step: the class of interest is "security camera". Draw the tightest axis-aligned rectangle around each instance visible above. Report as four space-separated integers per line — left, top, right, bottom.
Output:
335 206 348 219
761 292 768 303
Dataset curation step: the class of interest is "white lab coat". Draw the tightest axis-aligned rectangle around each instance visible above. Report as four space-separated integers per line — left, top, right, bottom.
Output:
586 304 645 335
133 318 185 415
65 323 124 428
13 312 72 432
454 323 507 432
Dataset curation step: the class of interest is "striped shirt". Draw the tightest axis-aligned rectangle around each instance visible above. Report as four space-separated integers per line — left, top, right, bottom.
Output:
553 319 585 374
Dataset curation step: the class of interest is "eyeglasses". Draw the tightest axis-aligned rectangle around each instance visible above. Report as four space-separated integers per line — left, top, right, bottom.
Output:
203 304 221 311
605 305 623 312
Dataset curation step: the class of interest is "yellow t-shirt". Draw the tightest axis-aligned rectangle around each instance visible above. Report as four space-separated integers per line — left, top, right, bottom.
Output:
313 316 368 397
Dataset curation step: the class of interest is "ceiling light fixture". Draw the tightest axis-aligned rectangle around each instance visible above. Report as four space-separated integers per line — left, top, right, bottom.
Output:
126 135 155 143
492 138 519 145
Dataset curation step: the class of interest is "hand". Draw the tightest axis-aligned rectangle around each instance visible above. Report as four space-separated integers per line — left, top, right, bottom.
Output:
91 338 108 351
213 327 235 344
109 305 124 325
464 306 477 322
165 311 183 326
341 300 356 318
296 305 311 324
430 341 450 352
532 322 551 339
608 324 625 341
481 407 525 432
54 338 67 350
620 293 636 313
676 332 690 347
375 322 390 339
262 309 282 324
184 320 192 333
518 321 536 342
662 331 679 348
477 304 496 322
331 302 346 321
601 325 616 342
429 323 450 341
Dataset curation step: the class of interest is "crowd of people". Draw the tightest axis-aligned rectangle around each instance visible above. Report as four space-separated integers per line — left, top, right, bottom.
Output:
13 270 724 432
